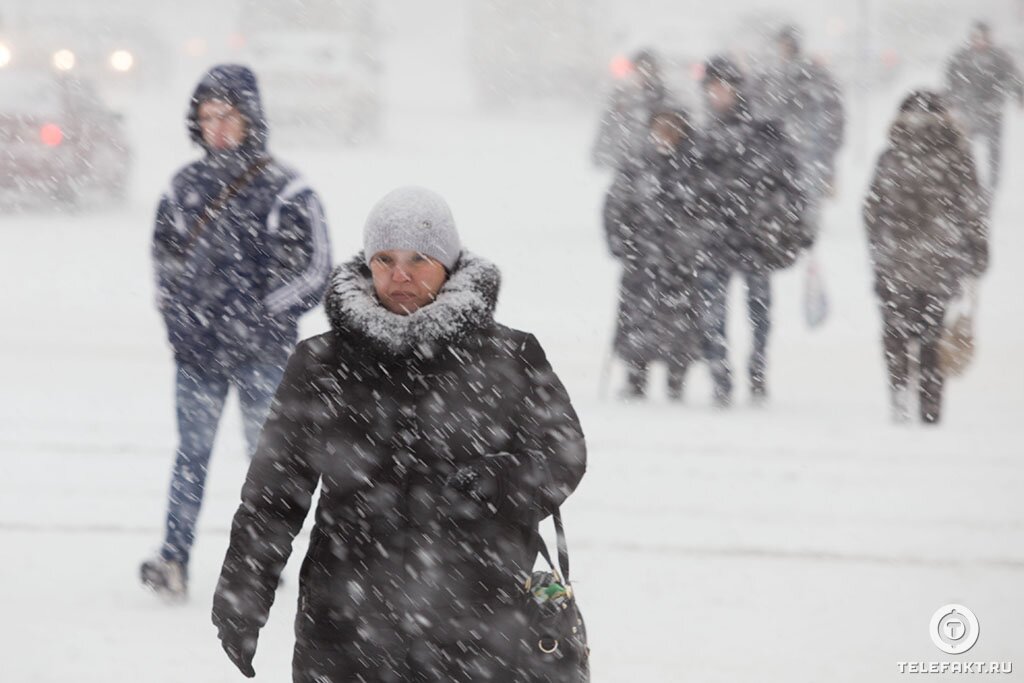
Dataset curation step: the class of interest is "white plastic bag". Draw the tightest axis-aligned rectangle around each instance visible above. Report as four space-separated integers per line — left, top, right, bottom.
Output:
803 254 829 329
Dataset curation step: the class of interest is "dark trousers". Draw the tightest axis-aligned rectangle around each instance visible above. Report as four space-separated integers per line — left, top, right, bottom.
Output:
697 267 772 398
626 358 690 397
160 357 287 565
879 289 947 423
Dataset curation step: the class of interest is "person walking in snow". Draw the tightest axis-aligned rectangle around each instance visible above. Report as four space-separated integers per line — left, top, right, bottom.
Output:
211 187 587 681
694 56 808 407
604 108 704 399
864 91 988 424
752 25 845 239
141 64 332 600
592 48 670 170
944 21 1024 198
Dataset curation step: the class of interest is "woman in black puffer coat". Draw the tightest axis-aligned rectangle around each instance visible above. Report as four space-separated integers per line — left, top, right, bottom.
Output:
212 187 587 682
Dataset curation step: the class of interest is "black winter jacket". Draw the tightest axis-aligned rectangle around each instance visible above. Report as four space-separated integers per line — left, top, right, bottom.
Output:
213 252 587 681
153 65 331 367
604 139 703 363
696 102 809 272
864 110 988 299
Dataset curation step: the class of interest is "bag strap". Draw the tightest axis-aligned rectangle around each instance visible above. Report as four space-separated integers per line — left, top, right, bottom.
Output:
179 156 271 256
535 508 571 583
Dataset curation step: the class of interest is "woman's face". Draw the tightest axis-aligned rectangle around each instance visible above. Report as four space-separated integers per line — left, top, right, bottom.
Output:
704 80 737 115
650 116 684 154
369 250 448 315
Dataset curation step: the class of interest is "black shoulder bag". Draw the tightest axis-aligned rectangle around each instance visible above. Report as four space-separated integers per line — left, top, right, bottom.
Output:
514 508 590 682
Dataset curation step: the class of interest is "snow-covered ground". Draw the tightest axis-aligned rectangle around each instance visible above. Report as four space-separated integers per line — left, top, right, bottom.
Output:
3 5 1024 681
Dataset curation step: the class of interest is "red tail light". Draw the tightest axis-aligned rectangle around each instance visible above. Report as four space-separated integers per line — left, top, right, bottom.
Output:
610 55 633 79
40 123 63 147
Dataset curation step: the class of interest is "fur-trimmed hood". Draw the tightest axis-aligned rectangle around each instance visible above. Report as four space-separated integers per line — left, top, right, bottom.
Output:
325 251 501 359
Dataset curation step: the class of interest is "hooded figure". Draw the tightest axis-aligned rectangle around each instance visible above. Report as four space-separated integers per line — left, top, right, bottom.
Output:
864 90 988 424
212 187 587 682
142 65 332 600
752 24 845 234
603 108 704 398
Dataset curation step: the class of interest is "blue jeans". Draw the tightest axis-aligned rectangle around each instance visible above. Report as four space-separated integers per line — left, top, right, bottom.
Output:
697 267 772 398
160 358 287 565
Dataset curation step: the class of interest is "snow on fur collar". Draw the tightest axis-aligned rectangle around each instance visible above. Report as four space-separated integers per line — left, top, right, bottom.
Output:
325 251 501 358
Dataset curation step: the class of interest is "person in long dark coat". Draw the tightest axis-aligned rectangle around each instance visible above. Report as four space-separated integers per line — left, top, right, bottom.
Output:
211 186 588 681
603 108 704 399
864 91 988 424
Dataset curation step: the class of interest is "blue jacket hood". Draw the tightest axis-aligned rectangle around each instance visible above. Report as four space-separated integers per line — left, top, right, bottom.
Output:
187 64 268 154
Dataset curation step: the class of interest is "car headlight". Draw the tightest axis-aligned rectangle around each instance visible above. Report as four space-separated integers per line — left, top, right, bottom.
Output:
0 43 11 68
109 49 134 72
52 49 75 71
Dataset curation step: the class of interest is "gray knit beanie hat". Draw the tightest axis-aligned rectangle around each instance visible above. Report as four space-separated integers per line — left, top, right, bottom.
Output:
363 186 462 270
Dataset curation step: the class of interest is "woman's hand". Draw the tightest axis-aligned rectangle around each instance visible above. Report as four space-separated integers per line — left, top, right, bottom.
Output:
445 453 518 510
216 623 258 678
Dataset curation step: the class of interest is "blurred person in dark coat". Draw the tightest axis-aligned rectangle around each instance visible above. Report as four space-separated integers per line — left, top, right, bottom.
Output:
604 108 704 399
944 21 1023 195
864 91 988 424
694 55 808 407
753 25 844 239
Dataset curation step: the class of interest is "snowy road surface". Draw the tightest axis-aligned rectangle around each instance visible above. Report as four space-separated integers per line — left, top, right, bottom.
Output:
3 36 1024 683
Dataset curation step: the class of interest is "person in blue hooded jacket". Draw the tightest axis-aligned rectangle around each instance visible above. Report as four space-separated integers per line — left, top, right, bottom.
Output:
141 64 332 601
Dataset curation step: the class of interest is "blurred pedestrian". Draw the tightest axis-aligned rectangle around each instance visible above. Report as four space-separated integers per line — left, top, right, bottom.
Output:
141 64 332 601
752 24 844 238
944 21 1023 198
211 187 587 681
864 91 988 424
592 48 669 170
695 55 808 407
603 108 703 399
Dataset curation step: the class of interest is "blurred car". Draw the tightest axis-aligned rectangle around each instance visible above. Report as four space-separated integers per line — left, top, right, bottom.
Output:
0 15 173 95
468 0 606 108
0 69 131 208
237 0 382 144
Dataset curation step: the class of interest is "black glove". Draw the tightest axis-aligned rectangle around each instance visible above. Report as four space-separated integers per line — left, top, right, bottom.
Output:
445 454 518 509
216 623 258 678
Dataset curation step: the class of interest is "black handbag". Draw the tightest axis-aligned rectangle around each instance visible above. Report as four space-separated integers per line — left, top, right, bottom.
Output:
513 508 590 682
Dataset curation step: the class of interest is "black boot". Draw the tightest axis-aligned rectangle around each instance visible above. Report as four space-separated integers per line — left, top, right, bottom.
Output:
709 359 732 408
919 328 945 424
667 362 688 402
750 378 768 407
620 362 647 400
749 356 768 406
